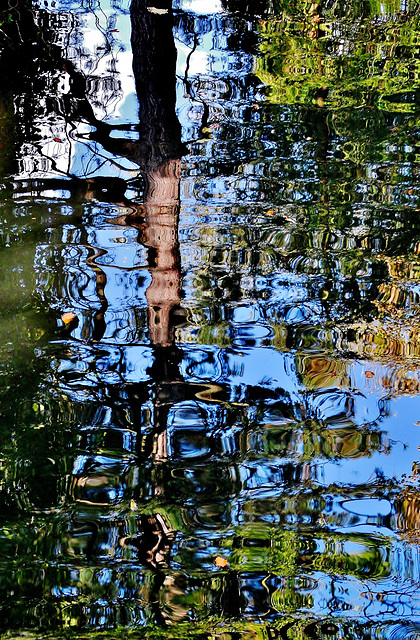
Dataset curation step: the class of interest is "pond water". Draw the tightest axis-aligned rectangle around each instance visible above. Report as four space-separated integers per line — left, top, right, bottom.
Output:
2 0 420 637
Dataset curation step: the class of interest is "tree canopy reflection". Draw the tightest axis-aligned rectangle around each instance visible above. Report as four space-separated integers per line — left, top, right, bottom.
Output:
1 0 420 638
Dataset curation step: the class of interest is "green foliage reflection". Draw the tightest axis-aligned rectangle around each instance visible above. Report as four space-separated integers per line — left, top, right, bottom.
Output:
256 0 420 111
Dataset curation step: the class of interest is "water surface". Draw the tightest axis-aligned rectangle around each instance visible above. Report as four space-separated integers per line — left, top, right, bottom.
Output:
1 0 420 637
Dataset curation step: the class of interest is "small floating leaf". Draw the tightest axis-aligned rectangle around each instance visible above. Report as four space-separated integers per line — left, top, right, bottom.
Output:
62 312 77 324
215 556 228 568
147 6 168 13
365 371 374 378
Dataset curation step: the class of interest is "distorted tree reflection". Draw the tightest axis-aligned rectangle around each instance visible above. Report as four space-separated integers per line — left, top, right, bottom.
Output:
3 0 420 633
0 0 187 621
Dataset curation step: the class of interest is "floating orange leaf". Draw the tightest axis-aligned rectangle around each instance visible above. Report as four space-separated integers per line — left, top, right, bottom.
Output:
53 137 62 143
365 371 374 378
215 556 228 568
267 210 274 216
62 312 77 324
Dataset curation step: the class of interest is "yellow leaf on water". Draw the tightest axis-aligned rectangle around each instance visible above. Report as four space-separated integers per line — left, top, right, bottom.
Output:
62 312 77 324
215 556 228 568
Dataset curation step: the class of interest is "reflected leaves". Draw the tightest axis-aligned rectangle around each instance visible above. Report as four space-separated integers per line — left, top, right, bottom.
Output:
2 0 420 636
256 1 420 112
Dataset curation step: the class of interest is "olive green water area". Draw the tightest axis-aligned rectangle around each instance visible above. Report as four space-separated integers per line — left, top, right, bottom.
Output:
3 0 420 638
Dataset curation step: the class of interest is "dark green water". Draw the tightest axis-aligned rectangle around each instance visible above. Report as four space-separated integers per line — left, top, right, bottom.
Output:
2 0 420 638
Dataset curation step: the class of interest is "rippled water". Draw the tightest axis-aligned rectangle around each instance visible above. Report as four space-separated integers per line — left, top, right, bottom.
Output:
2 0 420 637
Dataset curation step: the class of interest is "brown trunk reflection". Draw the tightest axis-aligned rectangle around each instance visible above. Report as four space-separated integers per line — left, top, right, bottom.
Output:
142 159 181 348
130 0 183 349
